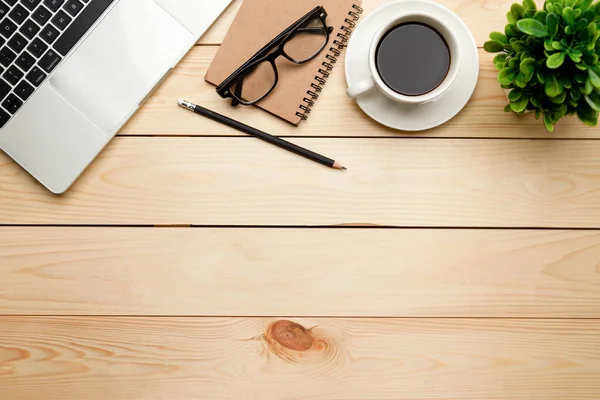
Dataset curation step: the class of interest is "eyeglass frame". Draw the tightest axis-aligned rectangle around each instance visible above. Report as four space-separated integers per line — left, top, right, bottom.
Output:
216 5 333 106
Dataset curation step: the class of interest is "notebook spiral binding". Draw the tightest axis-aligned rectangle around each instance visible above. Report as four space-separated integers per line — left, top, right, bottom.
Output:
296 4 364 121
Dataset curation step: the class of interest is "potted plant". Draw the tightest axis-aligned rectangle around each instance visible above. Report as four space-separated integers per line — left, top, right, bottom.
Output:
484 0 600 131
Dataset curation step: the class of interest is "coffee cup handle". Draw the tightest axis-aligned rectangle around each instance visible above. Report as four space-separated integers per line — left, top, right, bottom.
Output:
347 77 375 99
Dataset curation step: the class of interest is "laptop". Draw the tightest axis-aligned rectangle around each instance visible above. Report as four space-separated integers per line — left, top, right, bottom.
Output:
0 0 232 193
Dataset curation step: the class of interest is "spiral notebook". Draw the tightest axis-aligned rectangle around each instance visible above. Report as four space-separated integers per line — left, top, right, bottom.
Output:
205 0 363 125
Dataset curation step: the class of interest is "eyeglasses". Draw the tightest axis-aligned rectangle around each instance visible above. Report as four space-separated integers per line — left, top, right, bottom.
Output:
216 6 333 106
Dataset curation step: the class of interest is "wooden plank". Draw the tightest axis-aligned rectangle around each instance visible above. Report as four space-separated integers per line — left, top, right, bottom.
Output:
2 137 600 227
1 317 599 400
1 228 600 317
198 0 513 47
124 47 599 138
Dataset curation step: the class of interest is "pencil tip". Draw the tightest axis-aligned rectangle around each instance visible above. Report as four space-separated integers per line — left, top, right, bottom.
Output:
342 166 347 170
333 162 347 170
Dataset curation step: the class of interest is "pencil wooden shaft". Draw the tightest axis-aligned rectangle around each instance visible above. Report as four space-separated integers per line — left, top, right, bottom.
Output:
193 105 336 167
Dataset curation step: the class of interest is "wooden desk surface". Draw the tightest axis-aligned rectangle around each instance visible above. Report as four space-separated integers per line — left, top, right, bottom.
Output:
1 1 600 399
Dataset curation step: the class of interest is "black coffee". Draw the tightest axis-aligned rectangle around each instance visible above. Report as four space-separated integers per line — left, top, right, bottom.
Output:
376 23 451 96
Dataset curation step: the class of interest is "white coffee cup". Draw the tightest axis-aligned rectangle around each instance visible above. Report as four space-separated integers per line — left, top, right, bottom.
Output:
346 12 462 104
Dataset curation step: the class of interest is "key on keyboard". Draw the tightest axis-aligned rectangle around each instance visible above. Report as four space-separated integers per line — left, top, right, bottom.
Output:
32 5 51 25
2 93 23 114
14 80 34 100
3 65 23 85
22 0 42 12
44 0 64 12
51 9 71 29
0 2 9 18
27 37 47 57
0 47 16 67
0 18 17 38
8 32 27 53
20 19 41 39
15 51 35 71
8 4 29 24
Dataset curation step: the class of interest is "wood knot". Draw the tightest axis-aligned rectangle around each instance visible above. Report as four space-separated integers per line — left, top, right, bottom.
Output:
264 320 333 363
268 320 314 351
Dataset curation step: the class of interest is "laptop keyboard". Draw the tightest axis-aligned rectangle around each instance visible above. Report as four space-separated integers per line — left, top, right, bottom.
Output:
0 0 114 128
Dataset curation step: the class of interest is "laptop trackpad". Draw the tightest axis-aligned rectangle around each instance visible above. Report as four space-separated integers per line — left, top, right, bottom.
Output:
50 0 193 133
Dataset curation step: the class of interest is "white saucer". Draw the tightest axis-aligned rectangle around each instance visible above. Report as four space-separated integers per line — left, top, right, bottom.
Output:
345 0 479 131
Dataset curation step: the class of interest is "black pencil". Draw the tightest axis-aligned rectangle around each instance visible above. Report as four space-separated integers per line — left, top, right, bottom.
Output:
177 100 346 170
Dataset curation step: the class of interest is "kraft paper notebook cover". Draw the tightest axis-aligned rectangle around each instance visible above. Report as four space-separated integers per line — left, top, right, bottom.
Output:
205 0 363 125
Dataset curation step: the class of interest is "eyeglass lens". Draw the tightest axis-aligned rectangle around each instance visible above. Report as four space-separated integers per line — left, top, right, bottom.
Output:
231 15 328 104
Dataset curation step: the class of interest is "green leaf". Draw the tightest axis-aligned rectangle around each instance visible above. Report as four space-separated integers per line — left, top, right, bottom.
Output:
489 32 509 44
565 25 574 35
552 40 564 49
494 54 508 68
589 68 600 88
574 8 582 17
543 113 555 131
535 108 542 119
517 18 549 36
547 52 566 68
504 104 513 112
585 92 600 111
576 62 588 70
564 0 576 7
576 18 588 33
531 93 542 106
537 70 546 83
570 88 581 99
546 13 560 36
523 0 537 10
545 75 561 96
550 91 567 103
505 23 521 38
504 44 515 53
520 58 536 74
576 104 599 126
575 0 593 9
587 21 597 37
575 73 587 83
510 95 530 112
551 2 563 15
512 40 526 51
568 50 582 62
562 6 576 24
507 11 517 23
570 47 583 57
516 72 528 87
484 40 505 52
511 3 526 19
583 53 599 65
509 57 521 69
499 68 518 85
562 76 573 89
581 9 594 22
526 36 538 47
533 10 548 23
582 77 594 94
508 88 523 101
